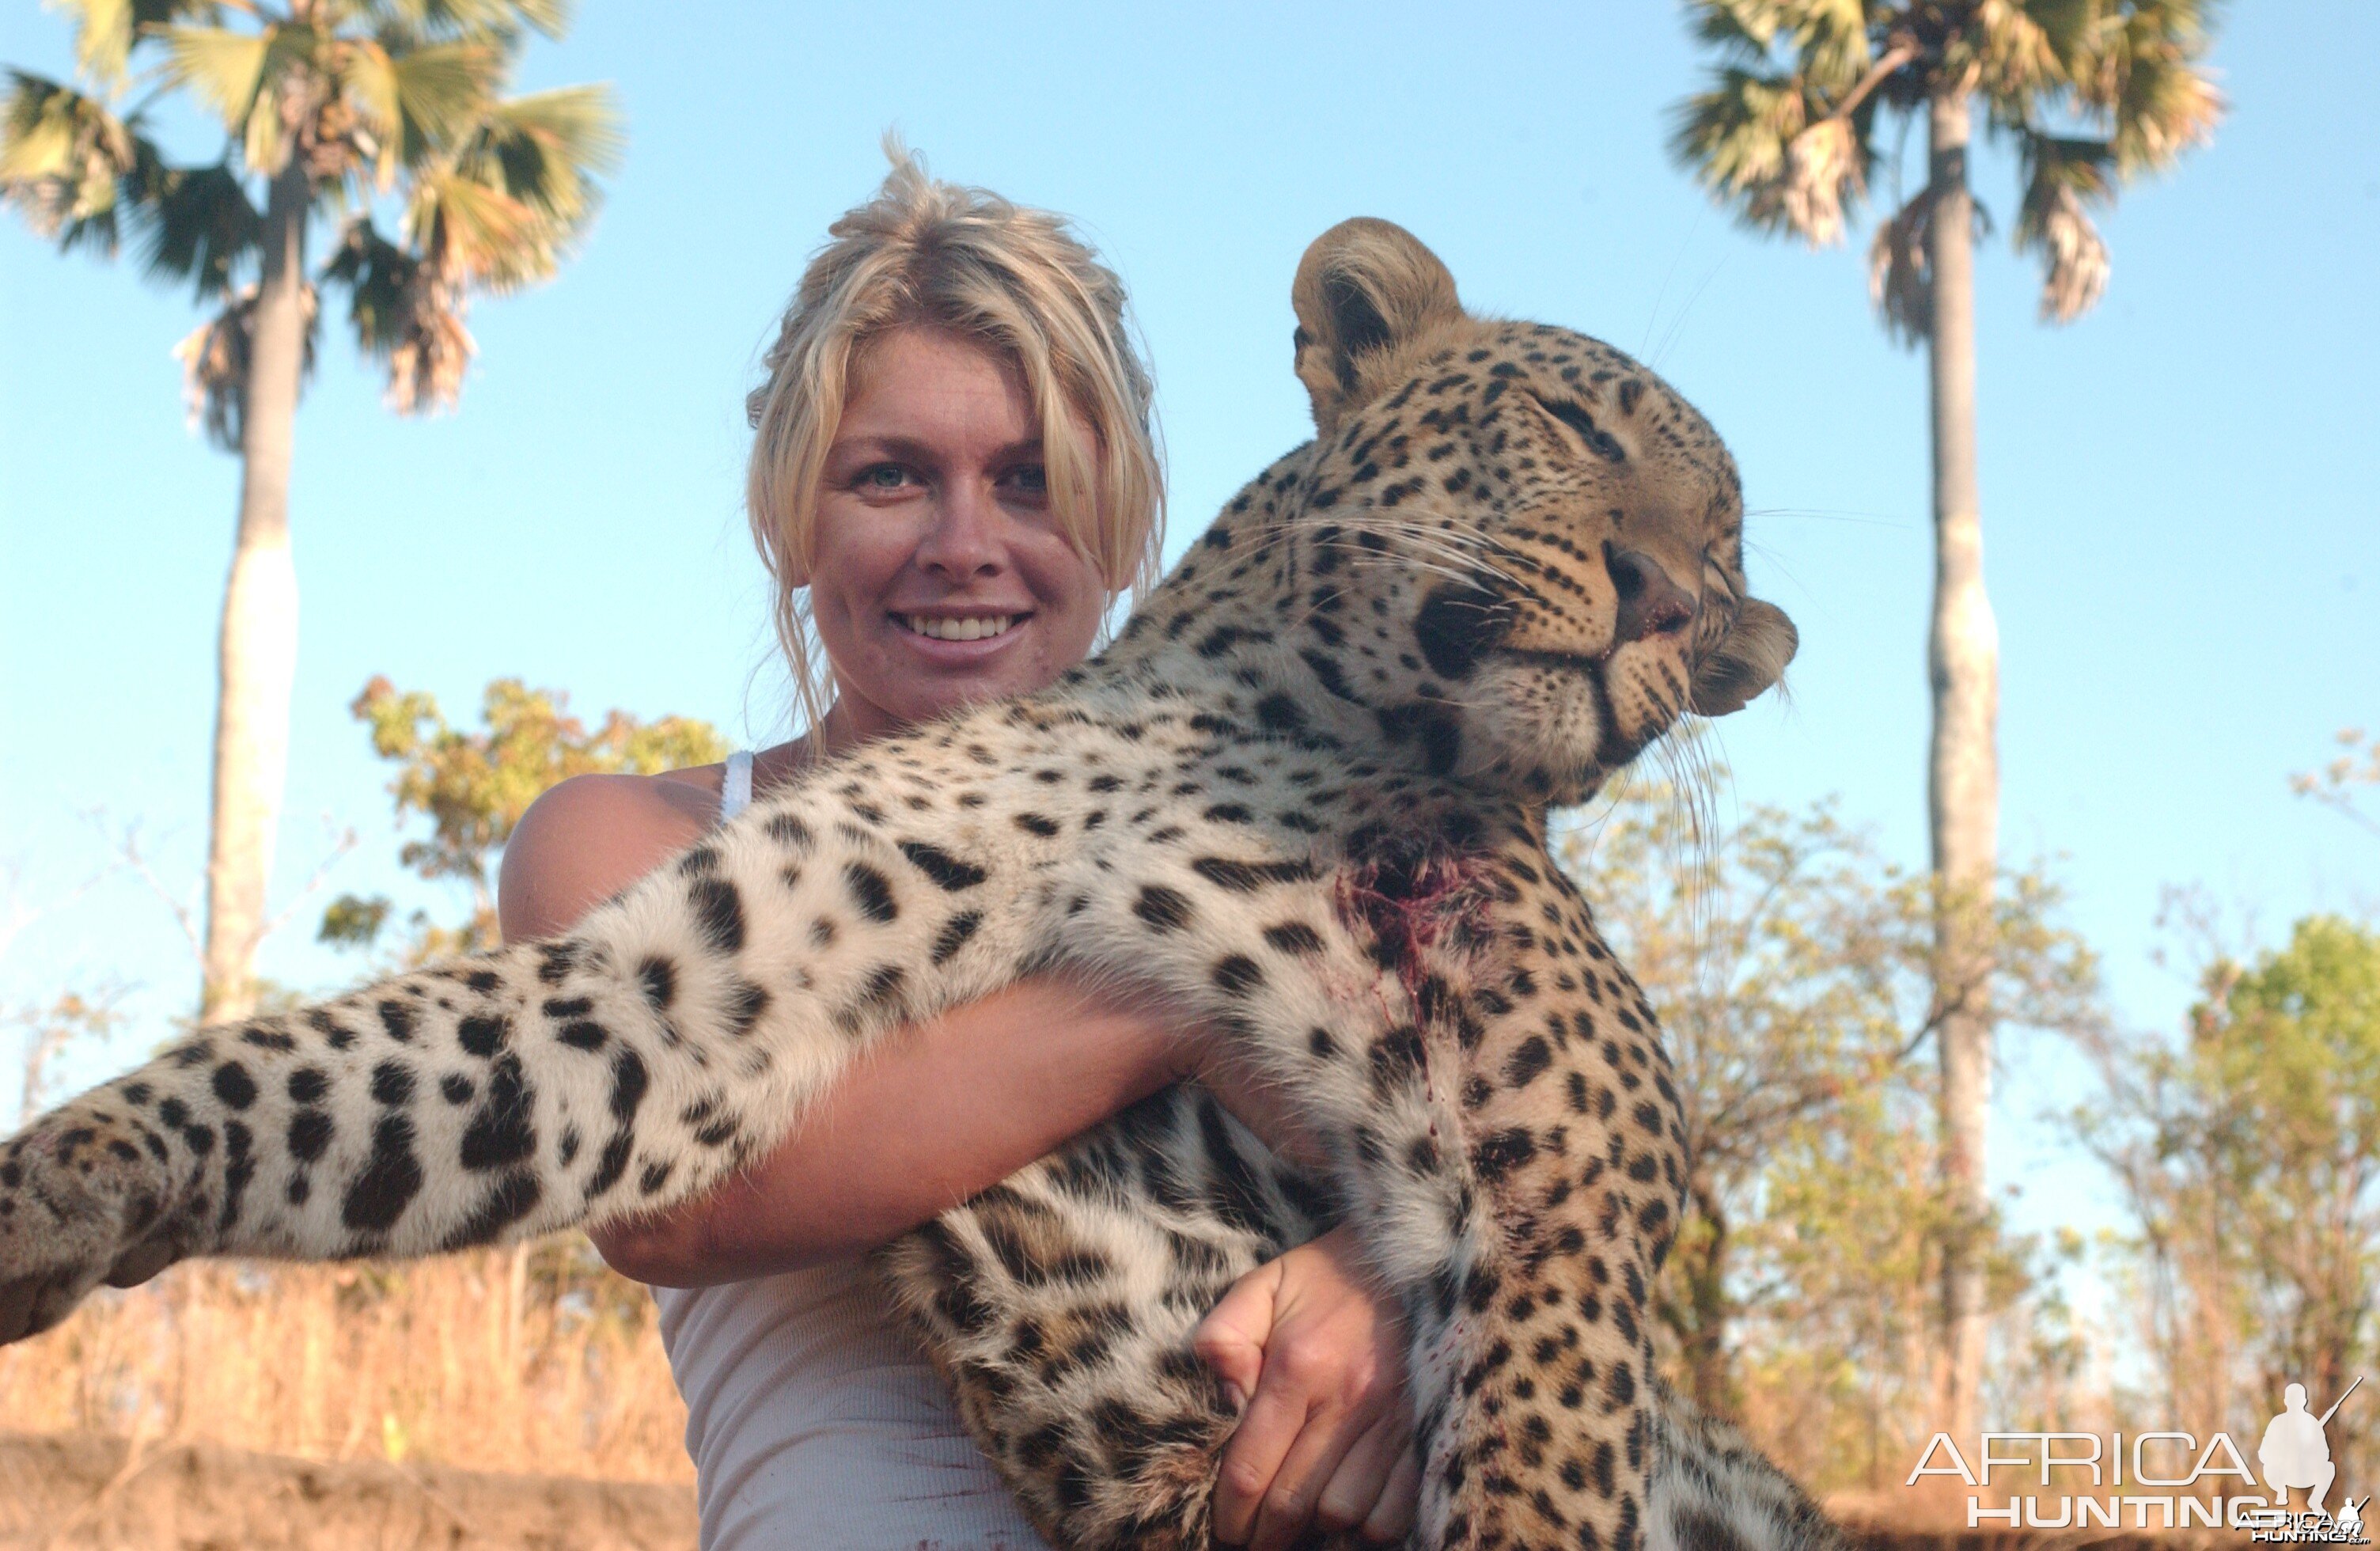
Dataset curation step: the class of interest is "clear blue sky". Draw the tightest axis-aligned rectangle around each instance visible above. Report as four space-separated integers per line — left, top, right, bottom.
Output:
3 3 2375 1257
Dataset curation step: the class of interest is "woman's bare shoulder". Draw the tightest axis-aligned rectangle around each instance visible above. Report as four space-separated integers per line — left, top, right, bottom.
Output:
498 768 722 942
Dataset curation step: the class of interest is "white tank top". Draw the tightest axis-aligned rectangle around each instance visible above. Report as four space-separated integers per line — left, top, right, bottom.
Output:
651 749 1052 1549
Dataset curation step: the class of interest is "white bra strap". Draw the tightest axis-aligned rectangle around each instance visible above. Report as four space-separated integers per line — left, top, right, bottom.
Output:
719 749 756 823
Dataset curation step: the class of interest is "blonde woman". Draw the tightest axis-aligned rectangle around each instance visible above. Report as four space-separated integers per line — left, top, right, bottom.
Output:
499 154 1418 1551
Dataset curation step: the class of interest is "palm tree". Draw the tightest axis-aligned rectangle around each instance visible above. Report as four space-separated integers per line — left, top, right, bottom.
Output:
1669 0 2219 1442
2 0 621 1022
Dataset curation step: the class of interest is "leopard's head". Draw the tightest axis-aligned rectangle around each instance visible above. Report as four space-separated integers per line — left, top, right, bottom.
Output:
1284 218 1796 806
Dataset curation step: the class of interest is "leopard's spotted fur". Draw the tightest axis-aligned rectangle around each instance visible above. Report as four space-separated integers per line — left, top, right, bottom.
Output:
0 221 1832 1551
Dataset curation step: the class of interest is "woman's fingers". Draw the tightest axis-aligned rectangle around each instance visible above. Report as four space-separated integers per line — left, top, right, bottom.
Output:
1313 1408 1408 1537
1245 1364 1374 1551
1361 1443 1423 1545
1211 1363 1313 1547
1196 1262 1283 1544
1198 1224 1412 1549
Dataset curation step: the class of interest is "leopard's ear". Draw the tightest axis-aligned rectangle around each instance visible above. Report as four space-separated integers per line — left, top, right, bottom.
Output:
1689 597 1798 717
1292 218 1465 436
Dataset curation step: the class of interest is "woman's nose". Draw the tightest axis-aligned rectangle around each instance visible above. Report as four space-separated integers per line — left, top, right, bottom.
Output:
914 479 1006 579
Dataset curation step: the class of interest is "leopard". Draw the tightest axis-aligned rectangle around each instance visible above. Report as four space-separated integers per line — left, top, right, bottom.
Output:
0 218 1837 1551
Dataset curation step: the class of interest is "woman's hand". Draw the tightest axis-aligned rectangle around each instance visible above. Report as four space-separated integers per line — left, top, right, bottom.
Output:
1195 1224 1419 1549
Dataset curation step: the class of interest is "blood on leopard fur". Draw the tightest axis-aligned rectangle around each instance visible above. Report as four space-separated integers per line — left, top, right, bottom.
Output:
1331 836 1497 1002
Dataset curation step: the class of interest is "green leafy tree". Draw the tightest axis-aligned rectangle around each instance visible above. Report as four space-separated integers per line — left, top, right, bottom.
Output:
2 1 623 1023
1669 0 2221 1438
1564 775 2098 1485
2077 916 2380 1497
322 677 725 961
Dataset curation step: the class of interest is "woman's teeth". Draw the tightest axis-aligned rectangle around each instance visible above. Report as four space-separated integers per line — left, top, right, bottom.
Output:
900 614 1018 642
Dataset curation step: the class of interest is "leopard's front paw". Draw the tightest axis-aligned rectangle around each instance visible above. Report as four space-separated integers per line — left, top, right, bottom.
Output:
0 1107 184 1344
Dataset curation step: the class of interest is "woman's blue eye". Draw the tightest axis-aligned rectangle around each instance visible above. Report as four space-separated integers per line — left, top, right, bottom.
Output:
1006 465 1048 495
861 465 911 490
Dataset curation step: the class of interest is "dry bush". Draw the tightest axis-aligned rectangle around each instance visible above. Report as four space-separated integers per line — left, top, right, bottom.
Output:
0 1235 690 1483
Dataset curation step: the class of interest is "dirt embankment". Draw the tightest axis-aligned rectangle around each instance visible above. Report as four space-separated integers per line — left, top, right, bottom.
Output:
5 1430 2242 1551
1 1432 695 1551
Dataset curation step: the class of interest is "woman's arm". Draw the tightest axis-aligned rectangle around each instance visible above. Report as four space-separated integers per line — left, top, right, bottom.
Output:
596 976 1199 1283
499 772 1203 1285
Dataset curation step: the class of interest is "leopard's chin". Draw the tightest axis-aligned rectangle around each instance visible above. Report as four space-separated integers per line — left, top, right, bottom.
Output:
1450 650 1701 807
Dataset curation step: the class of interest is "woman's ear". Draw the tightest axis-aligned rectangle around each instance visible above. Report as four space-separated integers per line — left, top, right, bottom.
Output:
1689 598 1799 716
1290 218 1465 437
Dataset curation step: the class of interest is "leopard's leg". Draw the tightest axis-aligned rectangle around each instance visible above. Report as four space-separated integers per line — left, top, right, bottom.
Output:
1646 1380 1847 1551
881 1086 1340 1551
0 732 1090 1339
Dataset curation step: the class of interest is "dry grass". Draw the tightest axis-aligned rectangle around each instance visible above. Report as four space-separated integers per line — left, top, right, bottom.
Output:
0 1236 691 1483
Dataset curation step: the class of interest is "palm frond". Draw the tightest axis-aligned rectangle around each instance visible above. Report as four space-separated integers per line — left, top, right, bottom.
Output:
1686 0 1793 65
320 213 419 354
1866 189 1931 347
324 214 472 411
402 162 536 285
381 38 506 163
458 82 621 226
1782 114 1863 247
172 281 320 449
151 24 272 131
51 0 218 93
141 158 260 299
320 211 472 411
0 70 157 255
358 0 567 45
2067 0 2224 173
1673 61 1882 250
2015 133 2113 323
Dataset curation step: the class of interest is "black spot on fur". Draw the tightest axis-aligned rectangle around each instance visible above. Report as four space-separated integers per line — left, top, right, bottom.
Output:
342 1113 424 1233
639 956 676 1010
1506 1037 1555 1090
1191 856 1316 892
443 1170 542 1250
897 840 987 891
1472 1127 1538 1181
1133 885 1192 931
457 1015 508 1059
370 1061 415 1107
689 878 746 954
1262 922 1325 955
559 1021 608 1051
843 861 899 924
1212 955 1264 995
287 1109 332 1163
210 1062 258 1112
460 1054 536 1171
931 911 983 965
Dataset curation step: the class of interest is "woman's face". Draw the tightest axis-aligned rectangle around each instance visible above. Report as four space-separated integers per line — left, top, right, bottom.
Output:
805 326 1110 745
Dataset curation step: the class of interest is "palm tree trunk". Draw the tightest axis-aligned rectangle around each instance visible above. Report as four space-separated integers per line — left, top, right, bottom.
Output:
1924 86 2000 1449
200 159 308 1023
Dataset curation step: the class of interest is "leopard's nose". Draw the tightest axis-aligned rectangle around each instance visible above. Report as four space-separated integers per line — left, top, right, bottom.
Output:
1609 547 1696 644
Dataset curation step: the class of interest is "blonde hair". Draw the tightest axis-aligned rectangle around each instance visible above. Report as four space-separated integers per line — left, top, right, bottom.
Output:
746 140 1165 734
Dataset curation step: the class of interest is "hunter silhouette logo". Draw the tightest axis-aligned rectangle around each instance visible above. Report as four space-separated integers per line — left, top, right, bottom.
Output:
2261 1378 2358 1515
1904 1375 2369 1539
